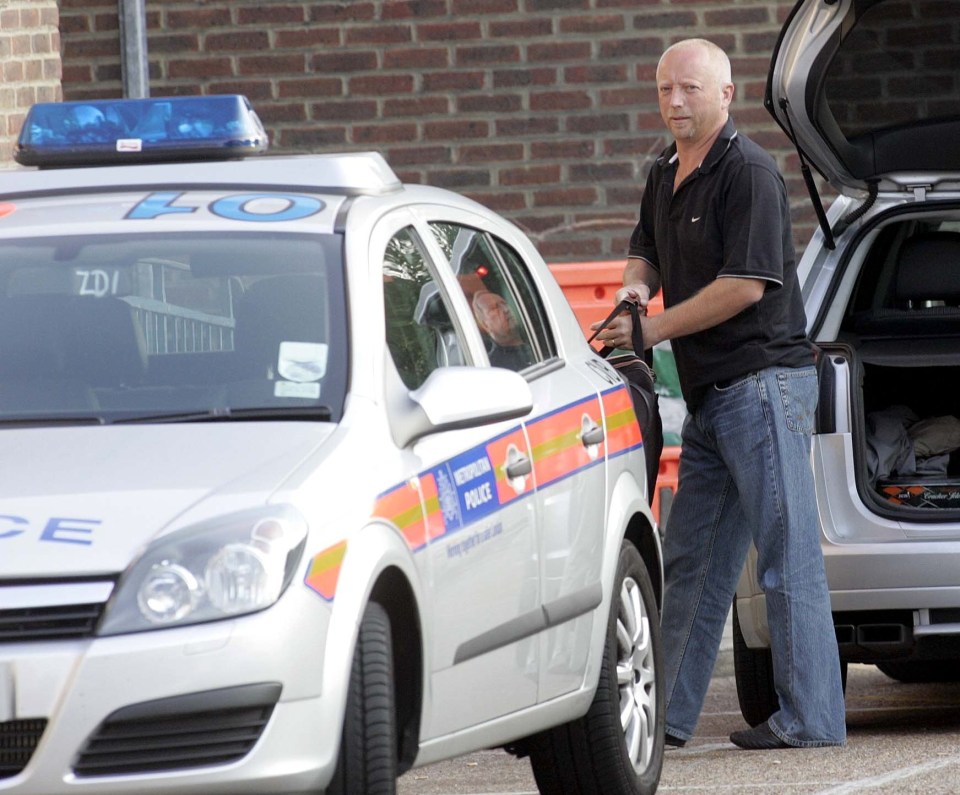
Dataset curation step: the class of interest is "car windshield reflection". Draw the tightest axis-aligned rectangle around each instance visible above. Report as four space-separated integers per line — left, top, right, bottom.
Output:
0 230 347 424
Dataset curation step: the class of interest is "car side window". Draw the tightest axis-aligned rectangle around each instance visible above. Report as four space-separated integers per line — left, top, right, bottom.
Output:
382 226 465 390
429 222 555 371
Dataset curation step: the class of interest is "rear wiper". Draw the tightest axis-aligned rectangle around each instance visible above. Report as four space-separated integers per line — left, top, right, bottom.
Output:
111 406 334 424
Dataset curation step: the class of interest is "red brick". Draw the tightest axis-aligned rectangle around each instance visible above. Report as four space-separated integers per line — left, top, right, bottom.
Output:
166 9 232 29
456 94 522 113
312 100 379 122
383 47 450 70
493 67 557 88
531 140 595 159
489 18 554 38
384 145 452 166
346 26 413 46
422 71 485 92
528 41 591 62
501 165 561 186
349 74 415 95
417 21 482 42
278 126 347 148
381 0 449 20
451 0 519 13
205 31 270 52
424 119 490 140
530 90 592 112
451 0 518 13
209 80 275 100
278 77 343 99
383 96 450 117
237 6 305 25
455 44 521 66
352 122 419 145
93 13 119 32
312 51 378 73
459 143 524 163
149 34 201 54
427 169 493 190
496 117 559 137
559 14 625 34
564 64 629 84
464 191 527 212
705 7 772 26
168 57 233 79
237 54 308 74
309 2 376 22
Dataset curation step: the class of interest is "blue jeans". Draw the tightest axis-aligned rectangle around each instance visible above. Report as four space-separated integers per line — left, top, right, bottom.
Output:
661 365 846 747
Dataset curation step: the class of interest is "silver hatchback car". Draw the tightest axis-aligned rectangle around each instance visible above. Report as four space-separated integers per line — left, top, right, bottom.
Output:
734 0 960 724
0 97 664 794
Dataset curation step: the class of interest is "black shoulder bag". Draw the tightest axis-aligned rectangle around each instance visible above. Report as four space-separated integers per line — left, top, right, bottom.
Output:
587 299 664 506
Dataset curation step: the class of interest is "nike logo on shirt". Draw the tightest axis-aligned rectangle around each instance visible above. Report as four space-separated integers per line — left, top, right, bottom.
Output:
691 216 701 223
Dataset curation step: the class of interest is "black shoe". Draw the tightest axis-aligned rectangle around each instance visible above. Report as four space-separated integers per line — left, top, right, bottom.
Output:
665 733 687 748
729 721 792 750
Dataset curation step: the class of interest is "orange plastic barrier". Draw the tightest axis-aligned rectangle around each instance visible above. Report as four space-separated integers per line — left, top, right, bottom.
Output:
652 450 679 531
548 260 678 530
547 260 664 340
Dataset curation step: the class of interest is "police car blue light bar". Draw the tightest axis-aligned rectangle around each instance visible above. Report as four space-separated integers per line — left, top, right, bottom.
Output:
15 95 268 168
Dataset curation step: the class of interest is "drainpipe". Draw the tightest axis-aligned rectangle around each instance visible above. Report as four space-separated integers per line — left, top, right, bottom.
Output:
118 0 150 98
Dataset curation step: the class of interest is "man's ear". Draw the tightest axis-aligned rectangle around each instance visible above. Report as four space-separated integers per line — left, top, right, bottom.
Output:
721 81 734 109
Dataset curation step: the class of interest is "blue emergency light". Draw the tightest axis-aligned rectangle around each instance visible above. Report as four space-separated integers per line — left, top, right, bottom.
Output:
15 95 268 168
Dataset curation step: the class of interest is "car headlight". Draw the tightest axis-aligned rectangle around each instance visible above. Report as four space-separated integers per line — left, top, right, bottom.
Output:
98 505 308 636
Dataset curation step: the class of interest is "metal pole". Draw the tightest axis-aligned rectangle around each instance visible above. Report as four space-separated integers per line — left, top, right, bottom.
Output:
118 0 150 98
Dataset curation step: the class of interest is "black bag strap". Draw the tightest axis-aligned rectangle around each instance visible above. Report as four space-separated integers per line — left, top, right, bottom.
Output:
587 298 647 361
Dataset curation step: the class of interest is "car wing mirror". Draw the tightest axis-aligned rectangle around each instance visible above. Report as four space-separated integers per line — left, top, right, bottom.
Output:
391 366 533 447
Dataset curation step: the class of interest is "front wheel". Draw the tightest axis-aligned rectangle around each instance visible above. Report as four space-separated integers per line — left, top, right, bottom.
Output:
327 602 397 795
528 540 664 795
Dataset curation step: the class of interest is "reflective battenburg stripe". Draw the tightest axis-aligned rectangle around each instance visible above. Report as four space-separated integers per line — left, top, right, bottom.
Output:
305 388 642 600
601 384 642 456
526 396 604 488
304 540 347 600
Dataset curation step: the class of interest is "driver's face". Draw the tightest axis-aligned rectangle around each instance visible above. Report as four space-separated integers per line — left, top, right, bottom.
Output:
475 292 519 344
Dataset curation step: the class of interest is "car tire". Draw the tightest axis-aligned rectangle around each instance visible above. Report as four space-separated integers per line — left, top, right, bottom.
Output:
733 601 848 728
732 601 779 728
876 660 960 683
527 540 664 795
327 601 397 795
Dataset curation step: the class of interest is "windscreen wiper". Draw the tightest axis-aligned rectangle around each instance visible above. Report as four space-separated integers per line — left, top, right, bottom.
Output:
111 406 334 424
0 415 107 427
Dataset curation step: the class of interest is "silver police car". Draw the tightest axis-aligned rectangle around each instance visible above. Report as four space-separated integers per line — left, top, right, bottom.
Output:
735 0 960 724
0 96 664 794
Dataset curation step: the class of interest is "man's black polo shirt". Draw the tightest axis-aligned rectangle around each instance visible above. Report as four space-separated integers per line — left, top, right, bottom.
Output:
628 118 813 409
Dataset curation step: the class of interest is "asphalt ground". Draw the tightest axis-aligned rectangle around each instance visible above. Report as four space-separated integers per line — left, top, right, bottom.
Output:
399 633 960 794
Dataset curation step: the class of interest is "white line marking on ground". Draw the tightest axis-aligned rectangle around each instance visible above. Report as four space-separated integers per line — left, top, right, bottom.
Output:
813 756 960 795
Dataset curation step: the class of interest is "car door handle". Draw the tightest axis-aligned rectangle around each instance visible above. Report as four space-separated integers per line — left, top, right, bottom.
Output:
505 454 532 479
581 422 605 447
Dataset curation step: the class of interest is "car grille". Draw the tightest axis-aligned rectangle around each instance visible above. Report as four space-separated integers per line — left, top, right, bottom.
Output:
74 683 281 776
0 719 47 779
0 602 104 642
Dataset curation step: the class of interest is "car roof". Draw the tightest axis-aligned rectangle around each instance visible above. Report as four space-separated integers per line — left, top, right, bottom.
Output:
766 0 960 196
0 152 404 199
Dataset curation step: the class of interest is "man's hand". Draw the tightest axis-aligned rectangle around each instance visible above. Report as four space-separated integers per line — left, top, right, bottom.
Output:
590 257 660 351
590 289 654 351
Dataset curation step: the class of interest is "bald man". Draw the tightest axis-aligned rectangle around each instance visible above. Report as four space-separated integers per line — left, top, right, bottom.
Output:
595 38 846 751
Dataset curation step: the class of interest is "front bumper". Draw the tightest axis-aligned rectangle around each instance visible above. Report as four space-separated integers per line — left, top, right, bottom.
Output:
0 598 338 794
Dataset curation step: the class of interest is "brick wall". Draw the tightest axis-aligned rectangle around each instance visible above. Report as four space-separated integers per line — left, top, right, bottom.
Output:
58 0 834 261
0 0 61 165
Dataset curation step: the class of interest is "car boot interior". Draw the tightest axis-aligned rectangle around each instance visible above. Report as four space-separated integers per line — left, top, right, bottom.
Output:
827 215 960 518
